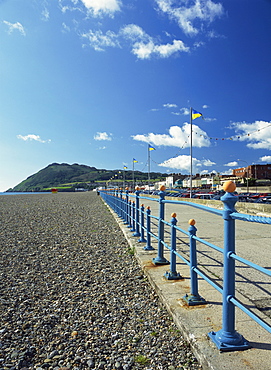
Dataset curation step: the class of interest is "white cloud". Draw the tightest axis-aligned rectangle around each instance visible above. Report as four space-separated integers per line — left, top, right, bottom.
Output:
62 22 71 33
204 117 216 122
121 24 189 59
132 124 211 148
158 154 215 172
41 7 50 21
193 41 205 48
81 0 121 17
17 134 50 143
202 104 208 109
207 30 225 39
3 21 26 36
81 29 120 51
231 120 271 149
221 168 234 175
202 169 217 175
163 103 178 108
224 161 238 167
154 0 224 36
81 23 189 58
121 24 149 41
130 38 189 59
260 156 271 163
180 107 190 115
94 132 112 141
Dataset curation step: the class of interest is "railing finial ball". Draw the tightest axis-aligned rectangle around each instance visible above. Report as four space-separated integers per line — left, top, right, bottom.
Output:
223 180 236 193
171 212 177 218
189 219 196 225
159 185 166 191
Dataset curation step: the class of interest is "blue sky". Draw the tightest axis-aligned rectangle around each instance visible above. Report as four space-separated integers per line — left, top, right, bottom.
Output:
1 0 271 191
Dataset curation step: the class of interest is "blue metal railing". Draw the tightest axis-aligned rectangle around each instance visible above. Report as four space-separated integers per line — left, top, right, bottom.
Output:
100 186 271 352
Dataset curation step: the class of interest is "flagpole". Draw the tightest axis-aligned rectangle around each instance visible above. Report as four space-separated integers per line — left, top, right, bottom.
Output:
190 107 193 198
123 168 125 189
148 144 150 192
132 160 135 191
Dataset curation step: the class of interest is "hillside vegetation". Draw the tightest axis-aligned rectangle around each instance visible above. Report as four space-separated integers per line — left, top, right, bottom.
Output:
9 163 166 192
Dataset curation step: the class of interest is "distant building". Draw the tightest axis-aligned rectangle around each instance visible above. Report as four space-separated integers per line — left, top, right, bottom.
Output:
182 174 201 189
174 178 183 188
200 174 220 189
163 174 179 188
155 180 167 189
152 165 271 191
233 164 271 179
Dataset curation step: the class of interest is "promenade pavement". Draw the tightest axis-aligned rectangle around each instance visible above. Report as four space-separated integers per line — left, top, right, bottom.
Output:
102 194 271 370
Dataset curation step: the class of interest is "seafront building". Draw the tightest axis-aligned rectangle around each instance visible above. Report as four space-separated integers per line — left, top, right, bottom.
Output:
160 163 271 191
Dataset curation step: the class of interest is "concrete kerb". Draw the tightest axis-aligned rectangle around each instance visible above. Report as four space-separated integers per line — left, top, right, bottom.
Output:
102 198 271 370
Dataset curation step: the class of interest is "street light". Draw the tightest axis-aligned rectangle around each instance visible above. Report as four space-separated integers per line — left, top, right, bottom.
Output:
237 159 249 193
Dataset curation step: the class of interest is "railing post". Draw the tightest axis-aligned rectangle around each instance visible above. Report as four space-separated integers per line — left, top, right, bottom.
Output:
138 204 147 243
112 192 116 213
164 213 181 279
183 219 206 305
119 188 123 219
153 185 169 265
144 207 154 250
133 188 140 237
120 189 125 222
127 200 132 228
124 189 129 225
130 201 136 232
115 189 119 215
209 181 250 351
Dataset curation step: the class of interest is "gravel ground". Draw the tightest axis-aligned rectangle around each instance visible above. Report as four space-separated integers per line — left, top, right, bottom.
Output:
0 192 201 370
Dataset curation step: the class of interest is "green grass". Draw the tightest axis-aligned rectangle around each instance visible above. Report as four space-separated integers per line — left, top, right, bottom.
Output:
134 355 150 365
168 327 181 335
44 186 72 190
127 246 135 255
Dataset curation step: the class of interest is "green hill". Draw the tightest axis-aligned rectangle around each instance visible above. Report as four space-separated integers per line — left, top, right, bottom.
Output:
8 163 166 192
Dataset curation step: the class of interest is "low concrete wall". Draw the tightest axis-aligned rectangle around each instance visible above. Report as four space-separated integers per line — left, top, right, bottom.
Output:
237 186 271 193
166 196 271 217
139 193 271 217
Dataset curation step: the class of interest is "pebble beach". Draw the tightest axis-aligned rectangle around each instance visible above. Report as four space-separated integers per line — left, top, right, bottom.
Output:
0 192 201 370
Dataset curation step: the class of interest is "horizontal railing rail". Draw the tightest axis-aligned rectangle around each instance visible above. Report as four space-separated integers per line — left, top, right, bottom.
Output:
100 183 271 352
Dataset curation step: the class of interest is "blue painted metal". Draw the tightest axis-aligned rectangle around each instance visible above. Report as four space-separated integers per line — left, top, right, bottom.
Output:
130 201 136 232
144 207 154 250
183 222 206 305
124 190 129 225
138 204 147 243
164 215 182 280
193 266 223 294
229 252 271 277
100 188 271 348
133 189 140 237
165 199 223 216
208 191 250 351
230 295 271 334
119 189 124 220
231 212 271 224
127 200 132 228
152 189 169 265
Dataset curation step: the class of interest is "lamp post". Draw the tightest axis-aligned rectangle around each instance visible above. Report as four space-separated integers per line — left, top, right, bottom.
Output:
237 159 249 193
